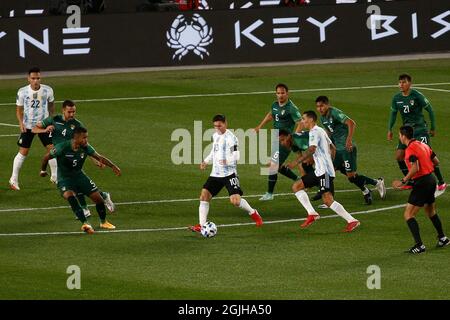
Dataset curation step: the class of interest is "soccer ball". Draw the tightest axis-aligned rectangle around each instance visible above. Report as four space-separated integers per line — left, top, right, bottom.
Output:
201 221 217 238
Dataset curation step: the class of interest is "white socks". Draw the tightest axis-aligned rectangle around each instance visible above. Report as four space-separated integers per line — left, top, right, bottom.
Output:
239 198 254 215
330 201 357 222
295 190 317 215
199 201 209 225
11 152 26 181
48 158 57 180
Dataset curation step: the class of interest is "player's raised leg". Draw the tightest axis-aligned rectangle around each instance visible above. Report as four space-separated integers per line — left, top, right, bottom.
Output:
230 194 263 227
424 203 449 248
292 179 320 228
403 204 425 254
190 188 212 233
9 147 28 190
62 190 94 234
322 191 360 232
89 191 115 230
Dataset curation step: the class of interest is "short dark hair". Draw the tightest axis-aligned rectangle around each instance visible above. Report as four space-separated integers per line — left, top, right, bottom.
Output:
315 96 329 104
62 100 75 108
212 114 226 123
73 126 87 136
399 125 414 139
399 74 412 82
275 83 288 92
28 67 41 75
278 129 291 137
303 110 317 122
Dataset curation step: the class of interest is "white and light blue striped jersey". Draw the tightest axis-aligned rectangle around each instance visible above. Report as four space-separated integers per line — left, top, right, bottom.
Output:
205 129 239 178
309 125 335 178
16 84 54 129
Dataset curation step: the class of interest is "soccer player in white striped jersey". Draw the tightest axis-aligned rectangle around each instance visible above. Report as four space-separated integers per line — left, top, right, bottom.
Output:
9 67 57 190
189 114 263 233
281 111 360 232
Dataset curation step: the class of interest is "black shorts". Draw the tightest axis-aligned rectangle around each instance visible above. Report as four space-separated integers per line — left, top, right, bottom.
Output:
301 171 334 194
17 129 52 148
203 173 243 197
408 174 436 207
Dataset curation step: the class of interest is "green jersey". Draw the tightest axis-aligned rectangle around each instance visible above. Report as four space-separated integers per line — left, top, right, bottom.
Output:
50 140 96 179
41 115 85 145
389 89 435 132
291 131 309 153
271 99 301 133
320 107 352 151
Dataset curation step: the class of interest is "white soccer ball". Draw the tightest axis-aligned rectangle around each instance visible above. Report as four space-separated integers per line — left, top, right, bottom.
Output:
201 221 217 238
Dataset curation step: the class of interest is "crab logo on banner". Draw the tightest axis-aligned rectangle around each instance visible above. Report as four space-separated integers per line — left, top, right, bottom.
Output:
166 13 213 61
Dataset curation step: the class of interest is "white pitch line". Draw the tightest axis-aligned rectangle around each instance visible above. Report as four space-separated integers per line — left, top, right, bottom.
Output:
0 122 19 127
413 86 450 93
0 134 17 137
0 83 449 106
0 188 376 214
0 204 406 237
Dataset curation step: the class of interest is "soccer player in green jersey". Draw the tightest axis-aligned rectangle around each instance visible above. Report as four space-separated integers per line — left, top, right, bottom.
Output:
46 127 121 234
316 96 386 205
254 83 306 201
33 100 116 217
388 74 446 195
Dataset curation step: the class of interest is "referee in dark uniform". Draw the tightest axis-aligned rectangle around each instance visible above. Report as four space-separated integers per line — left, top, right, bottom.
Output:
393 125 449 253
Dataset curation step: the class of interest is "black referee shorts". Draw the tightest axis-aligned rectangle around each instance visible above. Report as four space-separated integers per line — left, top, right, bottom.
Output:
408 174 436 207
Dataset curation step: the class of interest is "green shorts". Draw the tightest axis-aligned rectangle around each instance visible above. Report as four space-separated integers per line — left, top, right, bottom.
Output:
271 141 291 165
334 147 357 173
57 173 98 197
397 130 430 150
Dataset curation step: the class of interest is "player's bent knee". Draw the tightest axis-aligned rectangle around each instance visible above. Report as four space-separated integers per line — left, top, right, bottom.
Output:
322 193 334 206
230 195 241 206
200 189 211 202
89 192 104 204
63 191 76 200
292 181 303 192
395 150 405 161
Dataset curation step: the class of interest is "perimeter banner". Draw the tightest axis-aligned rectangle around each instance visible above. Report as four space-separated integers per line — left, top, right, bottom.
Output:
0 0 448 73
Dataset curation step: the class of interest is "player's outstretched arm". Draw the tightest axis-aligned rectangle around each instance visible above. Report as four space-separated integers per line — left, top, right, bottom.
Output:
387 109 397 141
294 120 304 133
393 161 419 189
16 106 26 133
424 103 436 137
91 153 121 176
329 143 336 160
285 152 304 169
344 118 355 151
254 112 273 132
32 123 54 134
48 102 55 117
40 152 51 174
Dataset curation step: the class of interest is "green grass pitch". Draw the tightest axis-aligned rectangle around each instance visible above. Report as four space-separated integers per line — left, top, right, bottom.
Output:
0 59 449 299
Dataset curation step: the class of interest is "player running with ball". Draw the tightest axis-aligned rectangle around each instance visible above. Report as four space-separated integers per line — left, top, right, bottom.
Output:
189 115 263 233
